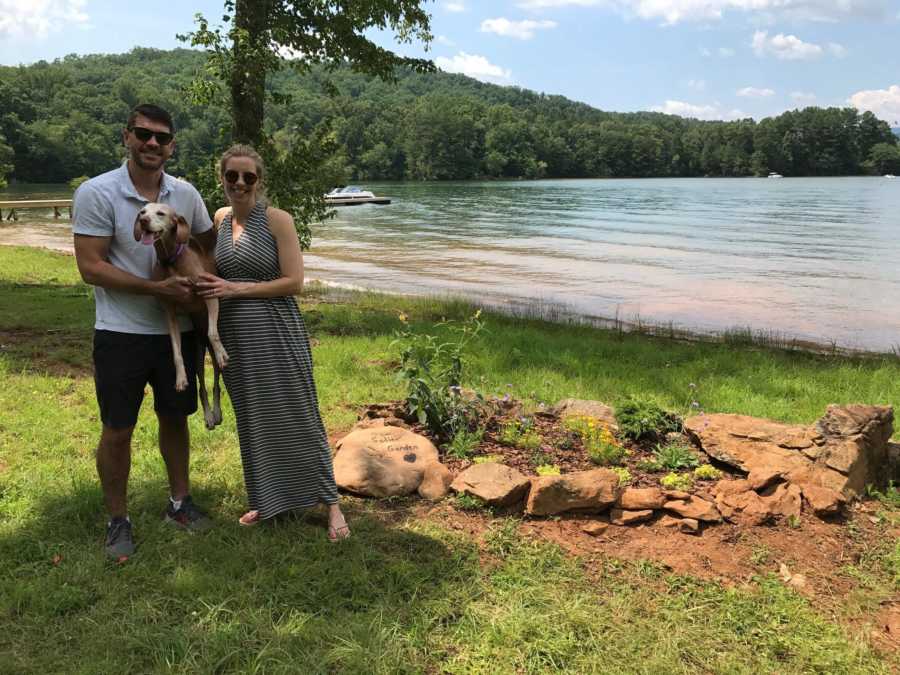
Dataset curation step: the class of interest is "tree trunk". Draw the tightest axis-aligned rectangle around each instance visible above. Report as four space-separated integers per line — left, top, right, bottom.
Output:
231 0 271 146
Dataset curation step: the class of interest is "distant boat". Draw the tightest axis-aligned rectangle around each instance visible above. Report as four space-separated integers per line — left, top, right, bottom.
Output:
324 185 391 206
884 174 896 179
767 172 784 179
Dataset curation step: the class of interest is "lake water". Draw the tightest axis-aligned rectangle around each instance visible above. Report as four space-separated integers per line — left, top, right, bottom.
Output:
3 177 899 351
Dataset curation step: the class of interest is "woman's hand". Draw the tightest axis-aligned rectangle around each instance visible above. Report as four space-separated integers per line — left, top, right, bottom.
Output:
195 272 241 299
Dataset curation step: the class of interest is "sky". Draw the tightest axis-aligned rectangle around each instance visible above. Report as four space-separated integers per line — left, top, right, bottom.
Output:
0 0 898 125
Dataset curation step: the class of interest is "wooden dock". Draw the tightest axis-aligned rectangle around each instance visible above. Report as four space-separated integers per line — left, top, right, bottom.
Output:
0 199 73 221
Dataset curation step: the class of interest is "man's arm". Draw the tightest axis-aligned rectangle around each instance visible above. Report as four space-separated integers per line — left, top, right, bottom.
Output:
74 234 194 303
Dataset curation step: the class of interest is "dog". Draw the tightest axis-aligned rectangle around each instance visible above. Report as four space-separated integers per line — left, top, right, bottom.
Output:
133 203 228 430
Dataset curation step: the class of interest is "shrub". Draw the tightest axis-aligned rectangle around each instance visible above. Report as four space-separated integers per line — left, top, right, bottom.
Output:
654 442 700 470
445 427 484 460
694 464 723 481
660 472 693 491
611 466 633 486
394 310 485 441
536 464 561 476
68 175 90 190
615 398 682 442
473 454 504 464
455 493 489 511
565 415 628 466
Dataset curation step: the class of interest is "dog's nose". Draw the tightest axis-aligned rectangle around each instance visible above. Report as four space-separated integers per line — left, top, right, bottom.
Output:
139 216 150 227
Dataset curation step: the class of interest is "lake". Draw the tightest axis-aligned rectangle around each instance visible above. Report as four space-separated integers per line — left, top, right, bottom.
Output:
3 177 899 352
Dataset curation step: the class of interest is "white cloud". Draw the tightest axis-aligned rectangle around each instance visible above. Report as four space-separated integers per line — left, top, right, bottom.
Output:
687 79 706 91
435 52 513 84
791 91 817 105
827 42 847 57
0 0 88 39
651 99 748 121
518 0 889 25
751 30 823 60
444 1 466 12
848 84 900 125
435 35 456 46
480 17 557 40
737 86 775 97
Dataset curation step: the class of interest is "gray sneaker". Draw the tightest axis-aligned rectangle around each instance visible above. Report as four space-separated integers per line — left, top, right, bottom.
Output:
164 495 213 532
105 517 135 560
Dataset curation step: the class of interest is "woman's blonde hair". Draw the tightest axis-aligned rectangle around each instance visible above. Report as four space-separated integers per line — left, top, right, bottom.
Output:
219 144 268 205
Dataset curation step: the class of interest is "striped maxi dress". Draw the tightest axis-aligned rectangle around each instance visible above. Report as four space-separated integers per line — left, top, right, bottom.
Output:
215 201 339 519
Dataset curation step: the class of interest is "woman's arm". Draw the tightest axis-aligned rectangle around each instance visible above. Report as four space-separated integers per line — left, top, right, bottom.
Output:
195 207 304 300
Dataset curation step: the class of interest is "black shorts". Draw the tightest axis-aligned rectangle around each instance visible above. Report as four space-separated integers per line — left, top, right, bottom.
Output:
93 329 198 429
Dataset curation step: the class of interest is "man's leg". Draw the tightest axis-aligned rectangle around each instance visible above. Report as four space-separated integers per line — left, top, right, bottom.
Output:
96 424 135 518
158 413 189 500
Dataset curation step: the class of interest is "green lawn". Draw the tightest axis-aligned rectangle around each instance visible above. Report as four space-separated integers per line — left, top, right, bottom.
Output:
0 245 897 673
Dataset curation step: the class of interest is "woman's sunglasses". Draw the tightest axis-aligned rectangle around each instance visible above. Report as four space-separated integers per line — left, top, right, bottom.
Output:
224 170 259 186
128 126 174 146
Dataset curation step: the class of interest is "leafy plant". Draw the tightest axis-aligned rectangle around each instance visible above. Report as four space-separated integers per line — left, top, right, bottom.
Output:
446 426 485 460
473 454 504 464
635 459 664 473
866 481 900 508
536 464 561 476
615 398 682 442
454 493 489 512
654 442 700 471
499 417 542 451
565 415 628 466
394 311 485 441
660 472 693 492
694 464 723 481
611 466 633 486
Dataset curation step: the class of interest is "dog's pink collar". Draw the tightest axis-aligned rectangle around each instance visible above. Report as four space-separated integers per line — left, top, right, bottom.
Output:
159 242 186 267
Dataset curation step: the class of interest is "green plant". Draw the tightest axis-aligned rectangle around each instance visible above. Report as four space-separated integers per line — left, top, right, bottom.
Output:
615 398 682 442
536 464 561 476
750 545 772 566
636 459 664 473
473 454 504 464
394 310 485 441
499 417 542 451
565 415 628 466
455 493 489 512
866 481 900 508
68 175 89 190
693 464 723 481
611 466 633 486
654 442 700 470
660 472 693 491
446 426 485 460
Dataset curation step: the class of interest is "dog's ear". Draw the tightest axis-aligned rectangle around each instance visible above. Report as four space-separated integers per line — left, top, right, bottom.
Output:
174 215 190 245
133 212 143 242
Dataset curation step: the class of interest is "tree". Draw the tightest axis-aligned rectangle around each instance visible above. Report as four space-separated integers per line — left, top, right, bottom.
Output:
181 1 434 247
867 142 900 175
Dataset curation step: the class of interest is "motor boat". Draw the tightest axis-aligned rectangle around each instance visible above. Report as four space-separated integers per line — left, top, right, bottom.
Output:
767 172 784 179
324 186 390 205
884 174 896 179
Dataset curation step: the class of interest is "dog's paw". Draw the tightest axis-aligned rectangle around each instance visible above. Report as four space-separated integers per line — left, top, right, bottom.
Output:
204 411 218 430
213 407 223 426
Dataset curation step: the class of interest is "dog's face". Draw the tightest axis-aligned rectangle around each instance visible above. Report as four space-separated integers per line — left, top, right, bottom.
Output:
134 203 189 246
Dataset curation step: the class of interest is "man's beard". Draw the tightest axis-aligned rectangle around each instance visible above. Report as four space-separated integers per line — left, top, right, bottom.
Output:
131 147 165 171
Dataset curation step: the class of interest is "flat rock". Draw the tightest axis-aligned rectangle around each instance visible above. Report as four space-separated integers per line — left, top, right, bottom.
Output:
663 496 721 523
333 426 442 498
684 405 894 497
552 399 618 431
582 521 609 536
610 508 654 525
526 469 619 516
659 514 700 534
450 463 531 507
617 487 665 510
800 484 846 516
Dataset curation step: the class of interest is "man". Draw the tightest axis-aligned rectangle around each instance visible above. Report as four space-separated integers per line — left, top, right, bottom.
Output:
73 104 215 561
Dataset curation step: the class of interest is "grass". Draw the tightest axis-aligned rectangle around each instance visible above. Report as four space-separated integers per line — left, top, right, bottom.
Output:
1 246 899 673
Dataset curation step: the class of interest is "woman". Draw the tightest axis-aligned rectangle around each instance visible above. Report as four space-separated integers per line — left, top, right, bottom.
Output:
195 144 349 541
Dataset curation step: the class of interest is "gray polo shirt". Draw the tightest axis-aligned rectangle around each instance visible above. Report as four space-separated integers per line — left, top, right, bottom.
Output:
72 163 213 334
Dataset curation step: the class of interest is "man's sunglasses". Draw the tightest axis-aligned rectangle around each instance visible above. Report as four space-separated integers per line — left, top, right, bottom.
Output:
224 170 259 186
128 126 174 146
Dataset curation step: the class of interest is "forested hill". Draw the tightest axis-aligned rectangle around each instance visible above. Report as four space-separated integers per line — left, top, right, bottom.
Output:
1 47 899 185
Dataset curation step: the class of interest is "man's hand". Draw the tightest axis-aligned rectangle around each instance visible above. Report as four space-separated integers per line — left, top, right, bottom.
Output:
154 276 195 305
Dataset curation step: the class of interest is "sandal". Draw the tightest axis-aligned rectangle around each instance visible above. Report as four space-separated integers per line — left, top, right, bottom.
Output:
239 510 260 527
